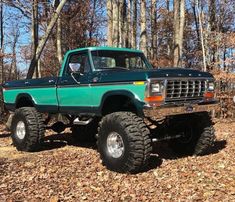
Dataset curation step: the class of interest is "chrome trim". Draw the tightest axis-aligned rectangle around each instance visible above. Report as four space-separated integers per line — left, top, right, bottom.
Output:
143 102 219 120
73 118 93 125
16 121 26 140
146 77 214 103
107 132 125 158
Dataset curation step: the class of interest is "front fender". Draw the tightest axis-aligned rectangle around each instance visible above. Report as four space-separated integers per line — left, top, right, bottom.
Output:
100 90 145 116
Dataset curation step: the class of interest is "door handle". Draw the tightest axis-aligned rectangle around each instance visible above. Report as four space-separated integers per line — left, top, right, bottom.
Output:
25 81 30 85
48 79 55 84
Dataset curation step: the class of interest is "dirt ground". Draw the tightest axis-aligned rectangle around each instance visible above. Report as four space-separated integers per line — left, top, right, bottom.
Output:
0 120 235 201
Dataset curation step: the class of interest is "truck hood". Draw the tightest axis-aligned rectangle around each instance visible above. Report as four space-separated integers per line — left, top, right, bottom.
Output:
95 68 213 83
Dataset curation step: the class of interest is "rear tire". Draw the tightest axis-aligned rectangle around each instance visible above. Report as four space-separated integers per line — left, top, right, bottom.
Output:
169 113 215 156
97 112 152 173
11 107 45 152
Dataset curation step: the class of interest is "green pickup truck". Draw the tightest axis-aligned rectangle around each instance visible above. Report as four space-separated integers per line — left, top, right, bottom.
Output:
3 47 218 173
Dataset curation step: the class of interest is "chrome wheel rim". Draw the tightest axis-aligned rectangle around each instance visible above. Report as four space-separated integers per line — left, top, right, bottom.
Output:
107 132 124 158
16 121 26 140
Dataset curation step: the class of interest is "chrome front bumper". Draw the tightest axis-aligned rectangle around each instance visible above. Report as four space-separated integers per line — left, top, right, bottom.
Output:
143 102 219 120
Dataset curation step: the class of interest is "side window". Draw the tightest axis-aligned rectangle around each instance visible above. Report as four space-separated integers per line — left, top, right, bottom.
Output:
65 52 90 76
125 57 147 69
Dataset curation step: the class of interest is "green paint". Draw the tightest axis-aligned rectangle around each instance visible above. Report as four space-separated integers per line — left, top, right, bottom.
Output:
90 84 145 107
4 83 146 108
57 83 145 107
4 88 58 106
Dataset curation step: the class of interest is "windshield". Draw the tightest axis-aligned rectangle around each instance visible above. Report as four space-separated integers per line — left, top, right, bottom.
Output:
91 50 150 70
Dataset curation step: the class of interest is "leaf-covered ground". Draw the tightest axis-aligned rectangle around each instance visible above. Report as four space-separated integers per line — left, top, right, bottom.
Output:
0 120 234 201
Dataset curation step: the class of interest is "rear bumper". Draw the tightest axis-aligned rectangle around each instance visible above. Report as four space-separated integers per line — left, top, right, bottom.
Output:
143 102 219 120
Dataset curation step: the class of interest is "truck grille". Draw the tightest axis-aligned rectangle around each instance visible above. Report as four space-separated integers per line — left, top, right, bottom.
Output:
166 79 206 101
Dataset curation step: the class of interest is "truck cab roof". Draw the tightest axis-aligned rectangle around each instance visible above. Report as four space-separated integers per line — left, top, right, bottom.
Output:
66 46 143 54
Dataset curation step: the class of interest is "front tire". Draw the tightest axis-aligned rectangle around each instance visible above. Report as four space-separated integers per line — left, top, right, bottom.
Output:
11 107 45 152
97 112 152 173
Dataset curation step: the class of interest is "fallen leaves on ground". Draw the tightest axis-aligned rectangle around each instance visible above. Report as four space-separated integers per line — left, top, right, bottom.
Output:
0 121 235 201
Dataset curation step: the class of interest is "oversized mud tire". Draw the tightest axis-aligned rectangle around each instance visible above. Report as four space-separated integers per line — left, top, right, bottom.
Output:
169 113 215 156
11 107 45 152
97 112 152 173
71 119 98 142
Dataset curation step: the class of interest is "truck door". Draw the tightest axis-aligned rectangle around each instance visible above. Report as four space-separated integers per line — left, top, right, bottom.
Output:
57 51 92 114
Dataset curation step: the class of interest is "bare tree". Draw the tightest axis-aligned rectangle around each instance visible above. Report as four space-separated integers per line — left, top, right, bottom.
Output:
140 0 147 55
151 0 157 60
196 0 207 71
173 0 185 67
121 0 128 47
54 0 63 65
8 27 20 80
126 0 132 48
32 0 40 78
112 0 119 47
118 0 125 47
132 0 137 49
26 0 68 79
107 0 113 46
0 0 4 83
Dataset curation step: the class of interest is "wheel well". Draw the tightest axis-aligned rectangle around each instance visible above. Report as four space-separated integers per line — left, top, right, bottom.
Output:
101 95 137 115
16 96 34 109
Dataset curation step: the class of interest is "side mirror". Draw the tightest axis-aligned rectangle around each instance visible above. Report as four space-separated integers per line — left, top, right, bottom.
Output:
69 63 81 73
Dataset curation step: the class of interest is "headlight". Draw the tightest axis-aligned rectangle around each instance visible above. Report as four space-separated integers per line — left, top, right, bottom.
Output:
150 82 164 94
145 80 165 104
208 81 215 91
151 83 161 93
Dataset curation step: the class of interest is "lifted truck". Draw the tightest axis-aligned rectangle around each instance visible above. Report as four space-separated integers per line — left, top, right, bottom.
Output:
3 47 218 173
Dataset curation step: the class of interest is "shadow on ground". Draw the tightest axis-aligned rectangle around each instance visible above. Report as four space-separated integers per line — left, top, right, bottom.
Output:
40 132 227 172
0 133 11 138
42 132 96 151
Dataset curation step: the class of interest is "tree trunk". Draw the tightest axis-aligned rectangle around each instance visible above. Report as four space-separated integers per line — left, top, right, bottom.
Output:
140 0 147 56
0 0 4 83
166 0 171 56
151 0 157 60
54 0 63 65
56 16 62 64
9 29 19 80
132 0 137 49
173 0 185 67
32 0 39 78
209 0 217 70
196 0 206 71
178 0 185 66
112 0 119 47
209 0 216 32
126 0 131 48
192 2 200 46
26 0 68 79
107 0 113 46
118 0 125 47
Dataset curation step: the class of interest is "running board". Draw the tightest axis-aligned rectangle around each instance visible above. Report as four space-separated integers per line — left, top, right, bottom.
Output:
73 118 93 125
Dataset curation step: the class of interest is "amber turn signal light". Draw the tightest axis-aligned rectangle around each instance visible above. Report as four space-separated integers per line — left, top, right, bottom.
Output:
144 95 164 102
204 92 214 98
